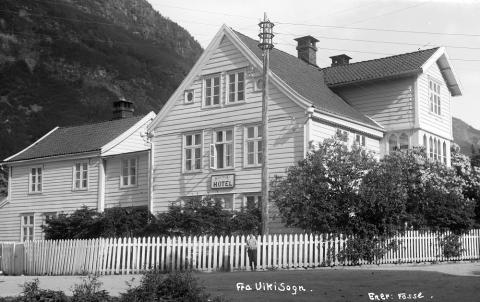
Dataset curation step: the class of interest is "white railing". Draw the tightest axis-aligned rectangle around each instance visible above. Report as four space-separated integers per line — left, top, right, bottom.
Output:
7 229 480 275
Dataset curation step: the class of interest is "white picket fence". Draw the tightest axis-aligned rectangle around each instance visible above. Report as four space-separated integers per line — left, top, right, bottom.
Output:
8 229 480 275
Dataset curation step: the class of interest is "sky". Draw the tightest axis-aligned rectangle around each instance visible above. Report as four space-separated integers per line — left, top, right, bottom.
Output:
148 0 480 129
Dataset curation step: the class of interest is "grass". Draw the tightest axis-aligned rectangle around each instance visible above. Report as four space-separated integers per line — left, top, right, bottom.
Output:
194 269 480 302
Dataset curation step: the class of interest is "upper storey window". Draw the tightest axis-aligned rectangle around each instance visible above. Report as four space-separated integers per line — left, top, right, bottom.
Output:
203 74 220 107
29 167 42 193
429 80 441 115
227 71 245 103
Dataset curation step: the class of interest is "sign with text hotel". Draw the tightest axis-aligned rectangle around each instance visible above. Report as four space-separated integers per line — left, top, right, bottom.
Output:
211 174 235 189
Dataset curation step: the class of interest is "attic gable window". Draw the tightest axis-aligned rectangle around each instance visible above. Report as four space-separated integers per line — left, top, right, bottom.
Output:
227 71 245 103
203 74 220 107
429 80 441 115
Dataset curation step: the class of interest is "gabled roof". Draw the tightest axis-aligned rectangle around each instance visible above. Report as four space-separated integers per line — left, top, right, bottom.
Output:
233 31 382 129
4 113 154 163
323 47 462 96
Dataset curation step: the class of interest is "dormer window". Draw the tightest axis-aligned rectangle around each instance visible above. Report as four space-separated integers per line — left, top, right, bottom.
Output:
203 74 220 107
429 80 441 115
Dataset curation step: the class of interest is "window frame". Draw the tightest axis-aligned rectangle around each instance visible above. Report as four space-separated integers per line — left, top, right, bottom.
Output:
28 166 43 194
244 125 262 167
72 162 89 191
184 89 195 105
20 213 34 242
210 194 235 211
429 79 441 116
120 157 138 188
183 131 203 173
226 70 246 104
210 128 235 170
202 73 221 108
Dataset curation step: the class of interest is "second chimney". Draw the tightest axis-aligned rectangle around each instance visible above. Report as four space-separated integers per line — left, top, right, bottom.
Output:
294 35 319 66
113 97 134 119
330 54 352 67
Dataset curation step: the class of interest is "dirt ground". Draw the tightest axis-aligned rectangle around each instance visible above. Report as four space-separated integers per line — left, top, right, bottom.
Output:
0 261 479 301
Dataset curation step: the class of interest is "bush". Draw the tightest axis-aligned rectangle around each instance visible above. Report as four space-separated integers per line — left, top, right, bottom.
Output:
121 270 226 302
17 279 69 302
337 236 398 265
71 275 114 302
439 233 463 258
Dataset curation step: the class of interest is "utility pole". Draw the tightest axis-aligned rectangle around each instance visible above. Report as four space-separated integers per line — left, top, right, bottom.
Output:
258 13 274 235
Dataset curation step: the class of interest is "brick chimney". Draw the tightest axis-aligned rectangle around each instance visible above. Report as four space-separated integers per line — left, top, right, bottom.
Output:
330 54 352 67
294 36 319 66
112 97 134 119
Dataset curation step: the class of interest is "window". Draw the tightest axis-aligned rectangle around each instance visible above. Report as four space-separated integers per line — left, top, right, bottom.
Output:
29 167 42 193
429 137 433 158
443 142 447 164
121 158 137 187
210 129 233 169
354 134 366 147
184 89 194 104
212 194 234 211
399 133 409 150
245 125 262 166
389 134 398 152
21 214 34 241
429 80 441 115
73 162 88 190
336 129 348 142
184 133 202 172
245 194 261 209
203 75 220 107
227 71 245 103
423 134 427 149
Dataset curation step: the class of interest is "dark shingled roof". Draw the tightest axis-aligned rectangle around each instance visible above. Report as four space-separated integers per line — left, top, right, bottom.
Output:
233 31 380 129
323 47 439 87
5 115 146 162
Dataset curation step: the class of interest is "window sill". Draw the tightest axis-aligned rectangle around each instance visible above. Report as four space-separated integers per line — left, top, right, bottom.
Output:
224 101 246 107
243 165 261 170
210 167 235 172
182 170 203 175
72 189 88 192
28 192 43 195
201 105 221 110
120 184 138 189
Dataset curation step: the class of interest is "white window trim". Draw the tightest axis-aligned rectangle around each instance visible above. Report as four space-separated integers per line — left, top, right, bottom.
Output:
20 213 35 242
202 73 222 108
183 131 204 173
72 162 89 191
244 124 262 168
210 127 235 170
226 69 246 104
28 166 43 194
120 157 138 188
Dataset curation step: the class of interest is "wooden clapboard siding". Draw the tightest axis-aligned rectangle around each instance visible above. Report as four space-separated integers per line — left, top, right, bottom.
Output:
151 35 305 214
333 77 415 131
0 157 100 241
417 62 452 139
104 151 149 208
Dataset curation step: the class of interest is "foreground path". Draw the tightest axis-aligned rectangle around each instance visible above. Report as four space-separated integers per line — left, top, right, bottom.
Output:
0 262 478 301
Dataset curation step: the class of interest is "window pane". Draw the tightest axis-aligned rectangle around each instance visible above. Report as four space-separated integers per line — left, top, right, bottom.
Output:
82 179 87 188
257 125 262 137
226 143 232 167
186 135 192 146
29 216 33 224
24 216 28 224
258 141 263 164
38 183 42 191
216 131 223 142
31 168 36 176
216 145 224 168
186 159 191 171
214 77 219 86
226 130 232 141
37 168 41 176
194 134 201 145
247 127 254 138
131 176 136 185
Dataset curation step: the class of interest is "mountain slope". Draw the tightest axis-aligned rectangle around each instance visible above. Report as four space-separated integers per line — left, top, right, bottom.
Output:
0 0 202 160
453 117 480 156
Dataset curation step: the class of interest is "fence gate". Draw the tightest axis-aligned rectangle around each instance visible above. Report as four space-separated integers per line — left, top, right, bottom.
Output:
0 242 24 275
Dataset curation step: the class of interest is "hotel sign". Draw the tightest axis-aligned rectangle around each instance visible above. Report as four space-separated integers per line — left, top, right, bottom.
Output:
211 174 235 189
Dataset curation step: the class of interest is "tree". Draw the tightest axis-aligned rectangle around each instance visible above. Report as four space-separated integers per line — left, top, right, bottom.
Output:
271 136 377 234
0 165 7 197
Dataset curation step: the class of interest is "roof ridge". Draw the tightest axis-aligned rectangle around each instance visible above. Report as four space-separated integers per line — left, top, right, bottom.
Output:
322 47 440 70
58 114 145 130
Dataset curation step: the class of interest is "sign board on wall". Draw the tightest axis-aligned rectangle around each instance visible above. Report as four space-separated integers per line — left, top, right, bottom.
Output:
211 174 235 189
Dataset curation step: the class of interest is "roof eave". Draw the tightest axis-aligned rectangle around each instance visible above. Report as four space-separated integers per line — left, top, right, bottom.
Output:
3 150 101 165
326 70 421 88
421 47 462 96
